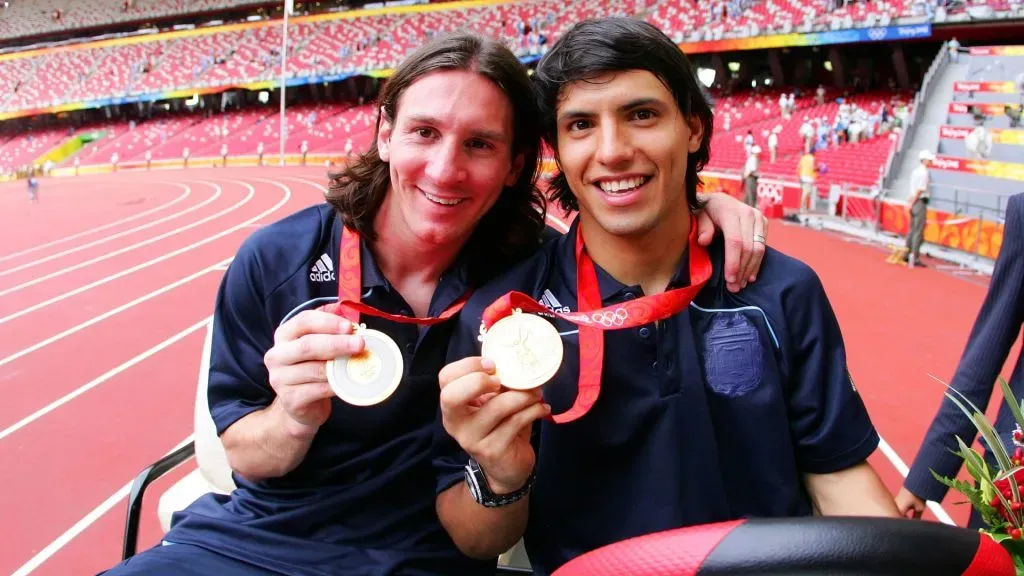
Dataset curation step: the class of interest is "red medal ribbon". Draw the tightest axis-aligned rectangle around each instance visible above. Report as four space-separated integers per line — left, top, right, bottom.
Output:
481 216 713 423
319 225 470 325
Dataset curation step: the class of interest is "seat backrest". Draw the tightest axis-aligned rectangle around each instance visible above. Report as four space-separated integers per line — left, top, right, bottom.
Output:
194 319 237 494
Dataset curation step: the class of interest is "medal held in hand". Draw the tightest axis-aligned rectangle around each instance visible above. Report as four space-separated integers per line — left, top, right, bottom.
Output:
326 324 404 406
318 225 469 406
479 217 713 423
480 308 564 391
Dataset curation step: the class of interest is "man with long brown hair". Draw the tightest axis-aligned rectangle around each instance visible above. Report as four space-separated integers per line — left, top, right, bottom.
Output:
100 31 766 576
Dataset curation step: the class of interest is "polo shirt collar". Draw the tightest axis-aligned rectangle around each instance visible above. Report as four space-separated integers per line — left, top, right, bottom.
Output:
332 214 471 298
561 216 693 303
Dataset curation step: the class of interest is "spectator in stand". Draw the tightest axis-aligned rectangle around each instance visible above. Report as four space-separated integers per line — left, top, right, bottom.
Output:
768 128 779 163
800 117 814 152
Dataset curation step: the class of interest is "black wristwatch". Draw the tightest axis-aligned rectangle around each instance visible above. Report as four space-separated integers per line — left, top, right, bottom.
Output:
464 458 535 508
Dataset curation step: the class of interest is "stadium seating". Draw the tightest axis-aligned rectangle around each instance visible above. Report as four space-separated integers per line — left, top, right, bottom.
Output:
0 0 956 114
0 0 941 188
707 89 908 192
0 0 271 42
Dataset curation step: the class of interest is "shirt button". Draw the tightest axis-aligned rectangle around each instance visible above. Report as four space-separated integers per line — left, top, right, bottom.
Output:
405 343 415 354
623 292 637 300
652 361 659 370
638 327 651 338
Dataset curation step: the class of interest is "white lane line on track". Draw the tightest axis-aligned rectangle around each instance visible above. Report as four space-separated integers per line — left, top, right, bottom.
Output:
878 436 956 525
0 183 219 278
9 434 195 576
0 317 211 442
0 179 291 327
0 257 233 370
0 182 239 297
543 212 958 524
0 183 192 264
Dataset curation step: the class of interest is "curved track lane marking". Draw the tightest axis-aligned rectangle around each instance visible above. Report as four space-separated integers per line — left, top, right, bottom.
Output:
0 317 212 443
0 258 232 370
0 183 192 264
9 434 195 576
0 182 220 277
0 182 239 296
0 178 291 327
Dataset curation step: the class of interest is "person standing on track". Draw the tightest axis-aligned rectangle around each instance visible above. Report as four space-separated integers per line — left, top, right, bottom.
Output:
99 32 767 576
27 172 39 203
433 19 899 575
905 150 933 267
897 193 1024 527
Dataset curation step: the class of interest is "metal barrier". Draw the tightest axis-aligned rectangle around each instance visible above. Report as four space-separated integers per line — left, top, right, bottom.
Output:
827 182 1007 266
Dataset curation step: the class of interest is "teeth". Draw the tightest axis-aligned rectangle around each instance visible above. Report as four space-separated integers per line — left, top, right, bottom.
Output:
423 191 463 206
598 177 646 193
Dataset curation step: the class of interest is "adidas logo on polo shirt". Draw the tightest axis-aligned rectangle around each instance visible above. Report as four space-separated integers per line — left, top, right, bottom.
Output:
310 253 336 282
539 289 570 314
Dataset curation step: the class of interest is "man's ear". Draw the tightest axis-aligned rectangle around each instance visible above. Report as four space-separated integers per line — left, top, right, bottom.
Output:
377 106 392 162
505 152 526 187
686 115 705 153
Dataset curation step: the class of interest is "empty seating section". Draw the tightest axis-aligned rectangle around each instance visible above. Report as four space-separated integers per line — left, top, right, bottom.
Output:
0 0 270 41
0 101 383 174
0 126 71 170
0 0 655 113
0 0 933 185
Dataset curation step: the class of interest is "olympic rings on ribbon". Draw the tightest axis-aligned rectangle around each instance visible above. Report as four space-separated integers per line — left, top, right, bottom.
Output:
590 308 629 327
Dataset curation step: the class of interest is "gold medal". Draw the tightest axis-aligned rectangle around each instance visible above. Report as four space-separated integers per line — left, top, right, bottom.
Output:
326 325 403 406
480 309 563 390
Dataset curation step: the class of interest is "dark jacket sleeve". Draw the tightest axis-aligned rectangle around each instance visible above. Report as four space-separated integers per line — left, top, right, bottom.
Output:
905 194 1024 501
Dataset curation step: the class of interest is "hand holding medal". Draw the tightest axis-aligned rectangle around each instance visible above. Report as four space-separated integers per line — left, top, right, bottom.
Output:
317 226 469 406
479 217 713 424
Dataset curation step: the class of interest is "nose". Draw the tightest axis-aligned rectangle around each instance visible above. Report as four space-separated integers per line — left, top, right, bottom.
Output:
595 121 633 167
424 137 466 186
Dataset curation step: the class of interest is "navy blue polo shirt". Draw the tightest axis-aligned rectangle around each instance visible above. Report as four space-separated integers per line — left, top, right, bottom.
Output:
164 203 494 575
434 217 879 576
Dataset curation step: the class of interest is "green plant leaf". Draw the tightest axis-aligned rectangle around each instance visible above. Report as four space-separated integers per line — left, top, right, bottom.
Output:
958 436 995 483
931 470 1001 525
1001 378 1024 433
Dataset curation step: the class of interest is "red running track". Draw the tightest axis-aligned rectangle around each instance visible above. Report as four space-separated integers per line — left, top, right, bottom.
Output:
0 168 1017 575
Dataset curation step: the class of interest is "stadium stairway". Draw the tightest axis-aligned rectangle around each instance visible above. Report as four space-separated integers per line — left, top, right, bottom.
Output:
887 56 967 199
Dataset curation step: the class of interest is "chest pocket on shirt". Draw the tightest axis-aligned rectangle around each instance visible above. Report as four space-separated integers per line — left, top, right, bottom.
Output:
702 312 764 397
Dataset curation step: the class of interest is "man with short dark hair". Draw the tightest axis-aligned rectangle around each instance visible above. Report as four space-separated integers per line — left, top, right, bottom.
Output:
434 18 898 576
100 30 768 576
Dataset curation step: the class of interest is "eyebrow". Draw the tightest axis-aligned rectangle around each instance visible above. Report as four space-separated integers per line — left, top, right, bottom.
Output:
557 97 665 122
404 114 507 143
